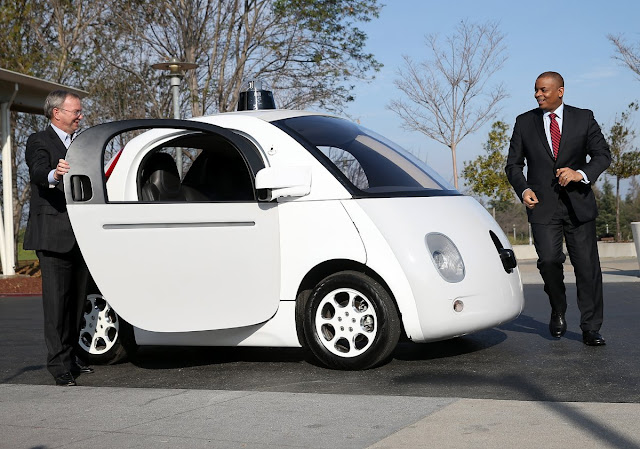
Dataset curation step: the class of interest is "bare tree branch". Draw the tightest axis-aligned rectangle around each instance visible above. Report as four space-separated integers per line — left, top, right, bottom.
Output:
388 20 508 188
609 34 640 80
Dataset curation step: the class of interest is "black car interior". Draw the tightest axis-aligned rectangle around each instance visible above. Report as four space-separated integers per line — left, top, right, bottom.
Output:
137 136 256 202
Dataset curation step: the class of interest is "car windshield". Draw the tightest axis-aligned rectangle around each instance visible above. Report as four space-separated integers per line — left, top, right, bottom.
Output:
273 115 457 197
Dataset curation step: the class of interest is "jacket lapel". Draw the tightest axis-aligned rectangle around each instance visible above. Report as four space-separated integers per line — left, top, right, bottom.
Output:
556 105 572 164
45 125 68 159
533 109 554 160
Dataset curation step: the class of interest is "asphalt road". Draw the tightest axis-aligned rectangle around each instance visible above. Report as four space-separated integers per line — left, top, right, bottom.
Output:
2 283 639 404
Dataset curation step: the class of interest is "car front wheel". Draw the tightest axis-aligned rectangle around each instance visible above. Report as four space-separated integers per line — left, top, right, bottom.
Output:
302 271 400 370
77 292 136 364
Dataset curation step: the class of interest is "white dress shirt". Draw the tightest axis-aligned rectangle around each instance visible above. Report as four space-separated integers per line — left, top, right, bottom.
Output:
47 123 74 187
544 103 589 185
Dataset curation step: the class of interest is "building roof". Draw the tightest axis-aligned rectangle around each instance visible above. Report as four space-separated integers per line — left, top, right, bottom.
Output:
0 67 88 115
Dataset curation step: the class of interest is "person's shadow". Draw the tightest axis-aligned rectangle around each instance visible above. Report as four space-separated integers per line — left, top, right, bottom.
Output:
498 314 582 342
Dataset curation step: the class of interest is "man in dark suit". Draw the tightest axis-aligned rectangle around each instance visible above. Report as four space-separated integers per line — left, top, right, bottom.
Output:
505 72 610 346
24 90 94 386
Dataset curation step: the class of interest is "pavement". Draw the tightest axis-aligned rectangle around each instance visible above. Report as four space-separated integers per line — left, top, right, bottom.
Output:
1 257 640 449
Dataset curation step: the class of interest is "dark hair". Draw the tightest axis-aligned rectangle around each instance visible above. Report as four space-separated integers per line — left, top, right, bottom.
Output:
537 71 564 87
44 90 81 119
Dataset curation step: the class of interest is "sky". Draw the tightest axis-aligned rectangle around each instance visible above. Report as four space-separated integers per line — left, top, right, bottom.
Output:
341 0 640 193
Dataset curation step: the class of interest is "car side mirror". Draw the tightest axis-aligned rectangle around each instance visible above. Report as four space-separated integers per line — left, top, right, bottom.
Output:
255 166 311 201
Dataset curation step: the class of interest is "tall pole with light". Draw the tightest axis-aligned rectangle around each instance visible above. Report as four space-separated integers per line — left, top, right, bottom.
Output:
151 58 197 178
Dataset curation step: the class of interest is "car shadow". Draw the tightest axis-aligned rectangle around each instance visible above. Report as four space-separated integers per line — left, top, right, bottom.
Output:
393 328 508 362
129 346 306 369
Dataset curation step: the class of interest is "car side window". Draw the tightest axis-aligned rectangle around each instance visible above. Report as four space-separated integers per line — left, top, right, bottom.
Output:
137 133 256 202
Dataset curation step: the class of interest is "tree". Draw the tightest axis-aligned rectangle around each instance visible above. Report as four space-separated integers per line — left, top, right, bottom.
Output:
461 121 515 209
605 102 640 241
0 0 383 265
608 34 640 80
0 0 109 263
623 177 640 240
595 178 616 239
388 20 508 189
98 0 382 117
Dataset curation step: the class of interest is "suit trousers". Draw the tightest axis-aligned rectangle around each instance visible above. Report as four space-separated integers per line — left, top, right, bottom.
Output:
37 244 88 377
531 192 604 332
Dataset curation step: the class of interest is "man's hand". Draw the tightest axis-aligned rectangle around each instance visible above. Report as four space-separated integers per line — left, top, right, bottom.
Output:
53 159 69 181
523 188 539 210
556 167 583 187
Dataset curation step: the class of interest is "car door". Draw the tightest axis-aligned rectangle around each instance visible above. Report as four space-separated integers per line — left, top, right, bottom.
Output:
64 119 280 333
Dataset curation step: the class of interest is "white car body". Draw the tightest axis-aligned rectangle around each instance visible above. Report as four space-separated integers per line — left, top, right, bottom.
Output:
65 110 524 369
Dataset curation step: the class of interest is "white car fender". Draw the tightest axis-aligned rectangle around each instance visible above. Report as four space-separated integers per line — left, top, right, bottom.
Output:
340 199 425 342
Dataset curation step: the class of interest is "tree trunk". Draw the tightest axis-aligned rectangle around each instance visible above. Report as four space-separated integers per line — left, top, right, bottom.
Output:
616 176 621 241
451 142 458 189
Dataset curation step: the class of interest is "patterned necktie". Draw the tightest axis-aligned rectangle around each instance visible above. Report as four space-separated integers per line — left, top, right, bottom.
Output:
549 112 561 159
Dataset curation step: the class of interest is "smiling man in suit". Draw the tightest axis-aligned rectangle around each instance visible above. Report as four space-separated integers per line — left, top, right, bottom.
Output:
505 72 611 346
24 90 94 386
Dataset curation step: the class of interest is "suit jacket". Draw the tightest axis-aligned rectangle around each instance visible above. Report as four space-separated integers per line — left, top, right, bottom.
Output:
505 105 611 224
24 125 76 253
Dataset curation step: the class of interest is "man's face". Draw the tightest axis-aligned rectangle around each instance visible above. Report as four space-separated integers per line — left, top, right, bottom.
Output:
53 96 83 134
534 76 564 111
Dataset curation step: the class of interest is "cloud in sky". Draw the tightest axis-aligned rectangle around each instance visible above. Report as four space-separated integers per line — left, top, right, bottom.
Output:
575 66 620 84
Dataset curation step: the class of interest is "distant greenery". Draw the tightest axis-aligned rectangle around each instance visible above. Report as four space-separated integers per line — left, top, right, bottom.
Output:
17 229 37 262
463 119 640 242
596 176 640 241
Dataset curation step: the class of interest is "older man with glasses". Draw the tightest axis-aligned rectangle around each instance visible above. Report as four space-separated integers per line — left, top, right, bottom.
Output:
24 90 95 386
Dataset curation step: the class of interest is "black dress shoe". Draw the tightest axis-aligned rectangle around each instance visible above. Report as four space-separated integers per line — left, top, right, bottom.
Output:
71 360 95 374
549 312 567 338
583 331 606 346
54 372 77 386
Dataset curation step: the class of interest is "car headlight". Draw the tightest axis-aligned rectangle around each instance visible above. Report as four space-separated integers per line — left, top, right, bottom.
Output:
426 233 465 283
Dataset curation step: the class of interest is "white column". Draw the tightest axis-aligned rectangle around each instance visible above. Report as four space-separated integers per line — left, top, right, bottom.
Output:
1 101 15 275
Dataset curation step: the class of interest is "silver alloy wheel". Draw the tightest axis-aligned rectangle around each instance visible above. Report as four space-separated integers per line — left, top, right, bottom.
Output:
79 294 120 355
313 287 378 358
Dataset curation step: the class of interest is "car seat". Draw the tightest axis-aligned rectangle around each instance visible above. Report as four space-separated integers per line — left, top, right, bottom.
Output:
182 148 254 201
139 152 186 201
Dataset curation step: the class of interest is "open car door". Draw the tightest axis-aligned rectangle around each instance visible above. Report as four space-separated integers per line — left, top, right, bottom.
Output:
64 120 280 333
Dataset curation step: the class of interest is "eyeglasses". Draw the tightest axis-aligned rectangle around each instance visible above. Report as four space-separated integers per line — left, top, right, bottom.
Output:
57 108 84 117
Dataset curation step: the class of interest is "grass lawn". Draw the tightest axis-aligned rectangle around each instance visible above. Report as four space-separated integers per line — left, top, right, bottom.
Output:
17 230 38 266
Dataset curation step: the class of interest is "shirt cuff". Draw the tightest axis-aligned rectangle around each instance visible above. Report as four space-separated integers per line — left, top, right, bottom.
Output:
577 170 589 184
48 169 60 188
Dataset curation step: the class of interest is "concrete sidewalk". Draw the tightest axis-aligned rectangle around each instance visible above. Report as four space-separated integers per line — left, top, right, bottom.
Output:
517 257 640 285
2 384 640 449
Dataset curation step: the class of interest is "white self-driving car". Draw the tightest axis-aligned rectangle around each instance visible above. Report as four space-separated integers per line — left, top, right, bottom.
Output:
64 109 524 370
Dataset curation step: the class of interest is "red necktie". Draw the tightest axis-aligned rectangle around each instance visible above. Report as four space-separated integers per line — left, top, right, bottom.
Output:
549 112 561 159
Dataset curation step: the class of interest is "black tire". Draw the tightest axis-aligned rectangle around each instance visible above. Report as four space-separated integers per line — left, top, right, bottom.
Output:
77 288 137 365
301 271 400 370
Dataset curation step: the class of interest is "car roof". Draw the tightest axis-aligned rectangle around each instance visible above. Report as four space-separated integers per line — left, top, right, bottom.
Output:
190 109 333 124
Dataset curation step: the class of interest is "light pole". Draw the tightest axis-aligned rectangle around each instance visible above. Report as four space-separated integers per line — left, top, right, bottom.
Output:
151 58 197 177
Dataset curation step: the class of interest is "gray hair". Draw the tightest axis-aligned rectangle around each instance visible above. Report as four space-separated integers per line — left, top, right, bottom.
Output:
44 90 81 119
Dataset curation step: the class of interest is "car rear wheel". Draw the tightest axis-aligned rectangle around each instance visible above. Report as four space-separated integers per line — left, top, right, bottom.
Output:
302 271 400 370
77 291 136 365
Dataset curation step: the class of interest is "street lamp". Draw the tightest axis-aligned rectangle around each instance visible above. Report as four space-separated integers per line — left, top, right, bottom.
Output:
151 57 197 177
